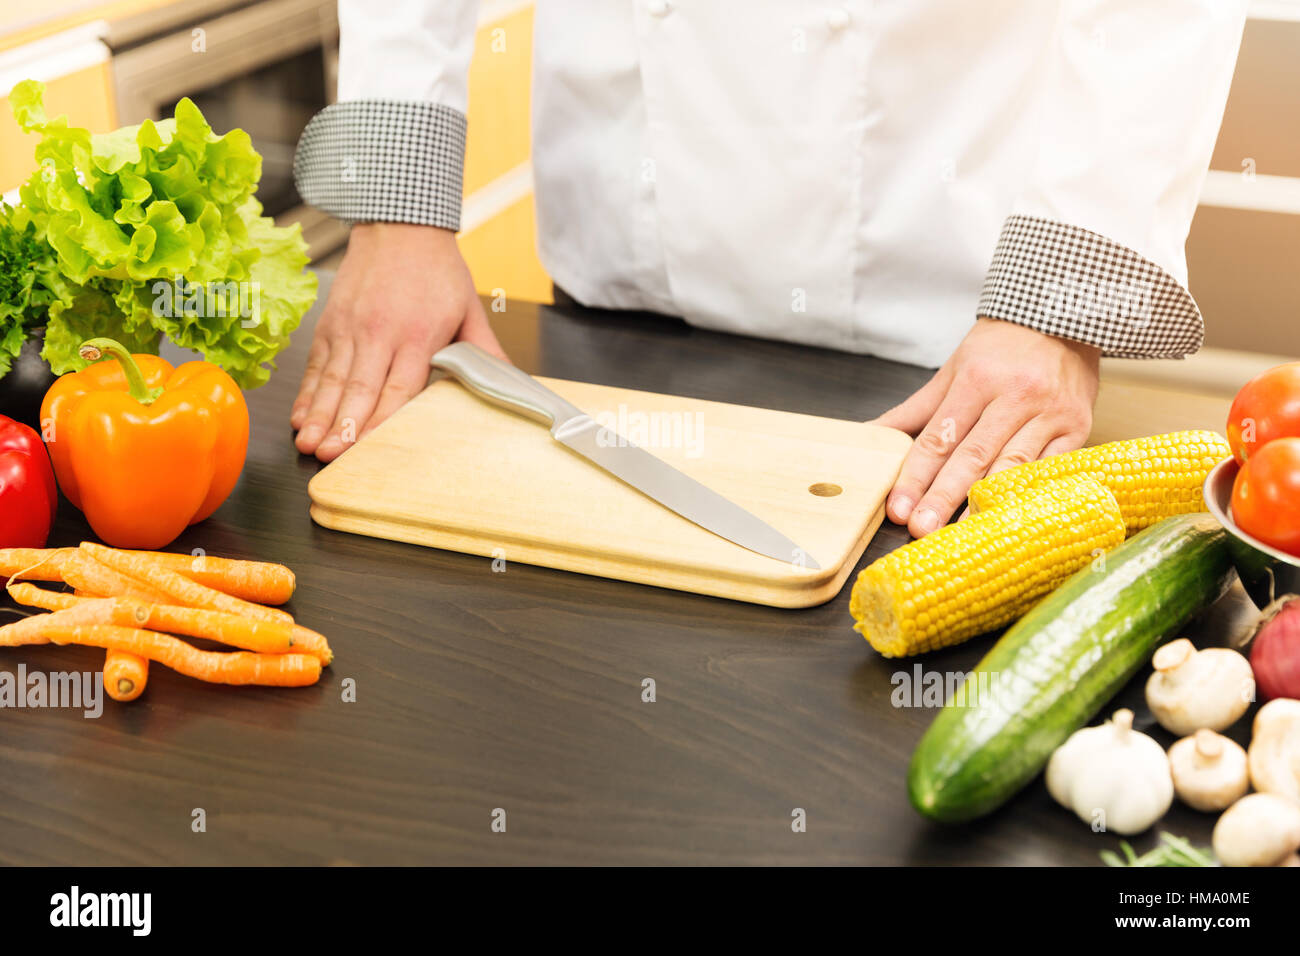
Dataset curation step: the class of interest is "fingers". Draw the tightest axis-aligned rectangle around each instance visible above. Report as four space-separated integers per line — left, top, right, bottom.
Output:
455 298 508 360
885 394 981 526
294 300 507 460
291 239 375 433
984 416 1064 478
294 338 353 455
872 365 952 434
291 225 498 459
905 402 1029 537
291 336 332 431
313 341 395 462
1041 432 1088 460
878 317 1101 538
362 344 438 439
915 417 1090 536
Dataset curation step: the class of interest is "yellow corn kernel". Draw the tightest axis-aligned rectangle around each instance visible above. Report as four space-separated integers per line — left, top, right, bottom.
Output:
851 475 1125 658
966 430 1230 535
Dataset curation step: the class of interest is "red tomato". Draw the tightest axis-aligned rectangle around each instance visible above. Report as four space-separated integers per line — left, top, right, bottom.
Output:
1231 436 1300 558
1227 361 1300 464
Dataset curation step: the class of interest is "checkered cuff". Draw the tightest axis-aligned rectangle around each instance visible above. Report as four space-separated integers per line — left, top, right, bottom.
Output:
978 215 1203 359
292 100 467 231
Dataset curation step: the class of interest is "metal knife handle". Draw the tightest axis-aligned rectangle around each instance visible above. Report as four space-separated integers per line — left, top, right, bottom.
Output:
431 342 584 429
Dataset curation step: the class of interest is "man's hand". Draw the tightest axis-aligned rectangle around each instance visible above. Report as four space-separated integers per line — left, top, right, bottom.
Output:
875 317 1100 538
292 223 505 462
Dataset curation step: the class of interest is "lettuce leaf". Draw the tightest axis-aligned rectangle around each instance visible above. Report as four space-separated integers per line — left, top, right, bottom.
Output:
8 80 316 386
42 281 161 376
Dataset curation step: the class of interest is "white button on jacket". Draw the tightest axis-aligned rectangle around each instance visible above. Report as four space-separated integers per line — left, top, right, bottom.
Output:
317 0 1247 368
825 7 850 31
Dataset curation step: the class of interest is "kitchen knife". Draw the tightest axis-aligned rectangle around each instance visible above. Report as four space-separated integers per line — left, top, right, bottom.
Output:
430 343 820 570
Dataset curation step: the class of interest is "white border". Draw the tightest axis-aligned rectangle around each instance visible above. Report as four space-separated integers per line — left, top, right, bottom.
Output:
0 21 109 98
461 161 534 234
478 0 533 27
1199 170 1300 215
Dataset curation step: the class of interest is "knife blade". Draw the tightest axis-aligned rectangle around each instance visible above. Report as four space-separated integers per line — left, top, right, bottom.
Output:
431 343 819 570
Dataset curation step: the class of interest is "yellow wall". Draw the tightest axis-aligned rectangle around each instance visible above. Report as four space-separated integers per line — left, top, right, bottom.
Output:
0 61 118 194
0 0 175 53
464 6 533 195
461 3 550 304
457 193 551 304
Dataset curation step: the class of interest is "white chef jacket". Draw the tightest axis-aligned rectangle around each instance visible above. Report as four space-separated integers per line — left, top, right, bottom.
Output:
293 0 1247 368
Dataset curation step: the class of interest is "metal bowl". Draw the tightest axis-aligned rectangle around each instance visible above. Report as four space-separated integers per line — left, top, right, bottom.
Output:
1203 457 1300 609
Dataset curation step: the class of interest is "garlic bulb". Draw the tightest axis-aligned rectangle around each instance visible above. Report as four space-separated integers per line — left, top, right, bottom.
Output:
1247 697 1300 802
1168 729 1249 812
1145 639 1254 736
1046 709 1173 835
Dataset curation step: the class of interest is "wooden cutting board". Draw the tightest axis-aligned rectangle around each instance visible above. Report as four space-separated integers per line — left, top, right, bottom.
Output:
308 377 912 607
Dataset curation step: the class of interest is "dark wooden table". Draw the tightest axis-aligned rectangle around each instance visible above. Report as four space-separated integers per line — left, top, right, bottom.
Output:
0 274 1261 865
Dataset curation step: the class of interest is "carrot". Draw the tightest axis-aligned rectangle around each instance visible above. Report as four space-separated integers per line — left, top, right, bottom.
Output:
100 598 295 655
6 583 78 612
80 543 293 625
0 612 52 644
6 584 301 656
121 551 296 606
62 552 171 603
1 546 297 605
125 602 297 655
290 626 333 666
7 585 154 698
0 547 75 582
0 613 321 686
105 650 148 702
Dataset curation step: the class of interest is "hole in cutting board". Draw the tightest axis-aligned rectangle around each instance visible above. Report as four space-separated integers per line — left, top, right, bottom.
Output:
808 482 843 497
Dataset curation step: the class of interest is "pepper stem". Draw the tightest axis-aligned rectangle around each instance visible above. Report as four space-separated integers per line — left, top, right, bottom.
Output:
78 338 163 405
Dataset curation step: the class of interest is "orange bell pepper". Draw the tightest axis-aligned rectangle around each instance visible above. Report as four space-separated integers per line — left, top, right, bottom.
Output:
41 337 249 549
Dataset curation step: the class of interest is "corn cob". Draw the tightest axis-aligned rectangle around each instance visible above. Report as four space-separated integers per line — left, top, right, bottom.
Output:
851 475 1125 658
967 430 1230 535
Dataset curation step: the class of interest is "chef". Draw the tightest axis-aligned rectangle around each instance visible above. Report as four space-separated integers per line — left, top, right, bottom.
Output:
290 0 1246 538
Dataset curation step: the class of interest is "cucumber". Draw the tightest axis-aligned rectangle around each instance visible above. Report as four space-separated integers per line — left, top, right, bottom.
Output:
908 513 1235 823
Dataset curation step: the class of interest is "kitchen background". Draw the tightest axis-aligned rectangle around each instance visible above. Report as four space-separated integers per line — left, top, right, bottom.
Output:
0 0 1295 412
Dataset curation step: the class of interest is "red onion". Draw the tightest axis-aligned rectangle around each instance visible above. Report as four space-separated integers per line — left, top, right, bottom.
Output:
1250 596 1300 701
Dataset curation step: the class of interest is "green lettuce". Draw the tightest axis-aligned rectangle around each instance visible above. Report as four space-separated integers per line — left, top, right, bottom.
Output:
42 281 161 375
7 80 316 387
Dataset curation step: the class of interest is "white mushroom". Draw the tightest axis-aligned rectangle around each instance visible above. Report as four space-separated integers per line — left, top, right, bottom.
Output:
1145 639 1255 736
1046 709 1173 835
1247 697 1300 802
1212 792 1300 867
1168 729 1250 812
